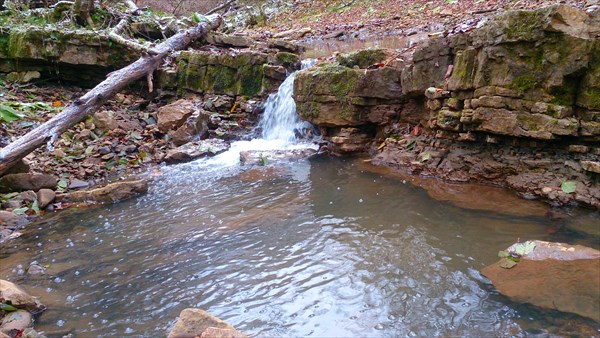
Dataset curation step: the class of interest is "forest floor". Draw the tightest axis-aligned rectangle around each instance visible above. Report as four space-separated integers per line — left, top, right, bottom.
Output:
237 0 593 40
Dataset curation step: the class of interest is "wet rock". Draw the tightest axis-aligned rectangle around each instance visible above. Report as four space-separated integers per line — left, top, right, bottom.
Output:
169 111 209 146
0 280 45 313
164 139 229 164
481 241 600 322
167 308 246 338
0 310 32 335
27 264 46 275
157 99 197 133
239 148 317 165
55 180 148 204
330 128 371 154
0 173 57 193
200 327 248 338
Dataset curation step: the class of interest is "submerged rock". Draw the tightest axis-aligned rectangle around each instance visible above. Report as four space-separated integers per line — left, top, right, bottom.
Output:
164 139 229 164
0 310 32 335
239 148 317 165
168 308 247 338
481 240 600 322
55 180 148 204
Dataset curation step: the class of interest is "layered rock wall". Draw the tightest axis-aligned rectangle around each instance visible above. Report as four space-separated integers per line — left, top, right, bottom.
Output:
294 4 600 207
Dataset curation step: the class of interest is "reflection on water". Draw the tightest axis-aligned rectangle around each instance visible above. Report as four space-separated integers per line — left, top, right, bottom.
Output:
0 158 598 337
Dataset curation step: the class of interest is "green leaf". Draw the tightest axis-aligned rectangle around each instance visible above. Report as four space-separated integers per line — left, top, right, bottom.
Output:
191 12 210 24
561 181 577 194
499 258 517 269
498 250 509 258
13 207 29 215
0 303 18 312
57 179 69 189
31 200 40 215
85 145 95 154
0 104 24 122
420 152 431 162
512 241 536 256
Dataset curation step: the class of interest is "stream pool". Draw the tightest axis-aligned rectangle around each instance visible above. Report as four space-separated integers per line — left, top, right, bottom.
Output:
1 156 599 337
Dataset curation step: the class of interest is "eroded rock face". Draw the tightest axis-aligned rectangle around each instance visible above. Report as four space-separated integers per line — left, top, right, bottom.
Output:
481 241 600 322
0 27 137 85
176 49 299 97
294 4 599 207
167 308 247 338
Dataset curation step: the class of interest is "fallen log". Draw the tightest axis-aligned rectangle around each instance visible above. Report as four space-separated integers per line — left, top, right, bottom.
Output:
0 14 222 176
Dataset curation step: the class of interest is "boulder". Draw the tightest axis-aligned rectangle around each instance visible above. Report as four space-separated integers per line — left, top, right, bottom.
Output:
55 180 148 204
168 111 209 147
36 189 56 209
0 173 57 193
157 99 197 133
167 308 246 338
164 139 229 164
0 310 32 335
481 240 600 322
0 280 45 313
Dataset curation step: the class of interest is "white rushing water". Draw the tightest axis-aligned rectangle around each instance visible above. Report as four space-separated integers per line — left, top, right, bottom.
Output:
201 60 318 168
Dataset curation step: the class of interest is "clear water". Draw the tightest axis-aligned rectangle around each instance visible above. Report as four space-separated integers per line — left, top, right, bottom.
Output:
1 159 598 337
1 60 599 338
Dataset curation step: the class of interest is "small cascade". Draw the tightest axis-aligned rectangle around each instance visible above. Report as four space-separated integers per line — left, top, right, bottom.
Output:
258 60 317 143
198 59 318 168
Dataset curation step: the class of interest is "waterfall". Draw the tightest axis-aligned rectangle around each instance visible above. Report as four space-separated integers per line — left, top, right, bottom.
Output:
199 60 318 168
258 60 317 144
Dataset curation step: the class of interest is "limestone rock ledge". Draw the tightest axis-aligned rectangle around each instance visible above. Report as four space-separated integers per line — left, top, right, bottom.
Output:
294 4 599 207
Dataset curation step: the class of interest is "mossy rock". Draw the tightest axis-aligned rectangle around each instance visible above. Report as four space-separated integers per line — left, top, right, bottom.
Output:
275 52 299 68
237 65 264 96
336 48 387 69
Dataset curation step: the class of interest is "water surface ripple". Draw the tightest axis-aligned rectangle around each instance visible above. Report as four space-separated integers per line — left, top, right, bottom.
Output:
1 158 598 337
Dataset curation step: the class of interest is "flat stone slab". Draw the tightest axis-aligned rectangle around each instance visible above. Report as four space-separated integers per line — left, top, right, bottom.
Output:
482 241 600 322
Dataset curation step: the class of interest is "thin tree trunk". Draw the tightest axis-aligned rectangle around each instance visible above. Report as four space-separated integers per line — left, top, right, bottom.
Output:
0 14 222 176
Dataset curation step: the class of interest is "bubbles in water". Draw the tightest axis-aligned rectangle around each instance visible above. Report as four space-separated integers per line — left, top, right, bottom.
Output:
124 328 135 334
374 323 384 330
54 277 62 283
56 319 65 327
359 198 363 203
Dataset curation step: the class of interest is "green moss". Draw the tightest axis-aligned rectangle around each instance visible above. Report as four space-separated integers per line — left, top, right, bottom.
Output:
503 10 543 40
237 65 263 96
510 75 538 93
205 65 237 95
336 48 387 69
275 52 299 68
550 76 578 106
